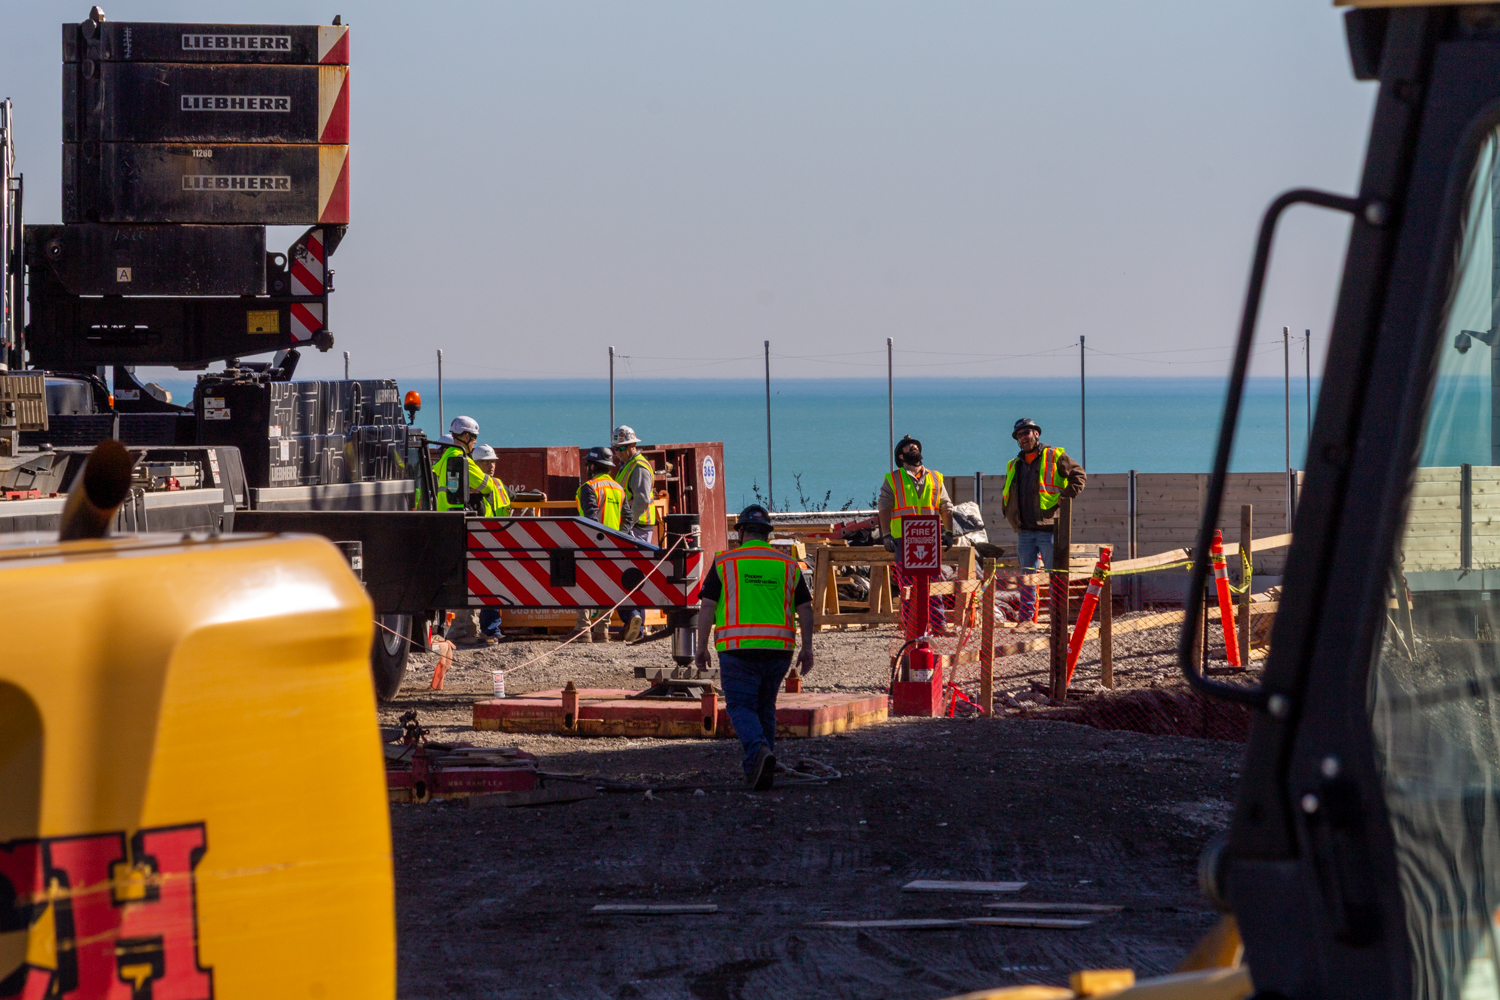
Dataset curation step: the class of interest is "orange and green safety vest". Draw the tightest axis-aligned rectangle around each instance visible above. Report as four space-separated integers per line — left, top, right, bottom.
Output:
1002 446 1069 513
613 452 658 526
884 468 945 539
577 475 626 530
711 540 800 652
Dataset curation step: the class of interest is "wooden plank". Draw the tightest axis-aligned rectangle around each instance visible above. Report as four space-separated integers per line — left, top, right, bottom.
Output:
983 902 1123 913
809 919 966 929
817 611 900 626
1249 532 1293 552
903 879 1027 894
967 917 1096 929
466 781 596 809
1111 548 1190 573
592 904 718 914
1051 498 1071 700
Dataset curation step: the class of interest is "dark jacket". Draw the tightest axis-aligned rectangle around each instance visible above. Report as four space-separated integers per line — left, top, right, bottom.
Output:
1002 445 1085 532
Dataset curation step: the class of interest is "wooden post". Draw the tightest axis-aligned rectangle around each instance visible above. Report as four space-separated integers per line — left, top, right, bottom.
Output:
980 560 995 716
812 547 834 626
1049 497 1071 701
1100 573 1113 689
1238 504 1252 668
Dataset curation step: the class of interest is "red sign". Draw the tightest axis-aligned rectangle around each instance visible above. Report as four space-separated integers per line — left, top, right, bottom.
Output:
899 515 942 576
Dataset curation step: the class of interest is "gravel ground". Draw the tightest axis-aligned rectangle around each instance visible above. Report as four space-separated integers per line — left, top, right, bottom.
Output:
383 628 1244 999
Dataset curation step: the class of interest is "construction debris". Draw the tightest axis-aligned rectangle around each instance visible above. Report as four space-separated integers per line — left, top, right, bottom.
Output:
465 779 596 809
591 904 718 915
808 917 1092 930
900 879 1027 894
983 902 1122 914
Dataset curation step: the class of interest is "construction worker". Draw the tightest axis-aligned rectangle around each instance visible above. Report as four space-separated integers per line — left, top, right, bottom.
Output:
576 446 630 529
878 434 954 549
1002 417 1086 616
573 447 629 642
435 418 510 517
434 417 510 645
694 505 814 790
611 425 655 640
879 434 954 632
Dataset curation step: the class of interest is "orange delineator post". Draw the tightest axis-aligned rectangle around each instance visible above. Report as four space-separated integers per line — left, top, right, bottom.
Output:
1064 547 1111 687
1211 530 1241 668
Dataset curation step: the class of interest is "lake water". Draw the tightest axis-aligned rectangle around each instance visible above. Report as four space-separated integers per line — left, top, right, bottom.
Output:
150 375 1316 512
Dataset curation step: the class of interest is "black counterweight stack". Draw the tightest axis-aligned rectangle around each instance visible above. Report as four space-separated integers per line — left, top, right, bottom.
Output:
26 9 351 369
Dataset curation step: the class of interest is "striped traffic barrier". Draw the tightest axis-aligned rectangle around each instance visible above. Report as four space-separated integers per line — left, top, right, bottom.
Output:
1211 530 1241 668
1064 547 1112 687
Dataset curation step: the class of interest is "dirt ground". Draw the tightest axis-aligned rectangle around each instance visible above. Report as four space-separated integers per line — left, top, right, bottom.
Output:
381 626 1243 1000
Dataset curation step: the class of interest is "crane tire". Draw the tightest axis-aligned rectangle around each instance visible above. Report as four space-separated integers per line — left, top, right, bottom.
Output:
371 613 412 702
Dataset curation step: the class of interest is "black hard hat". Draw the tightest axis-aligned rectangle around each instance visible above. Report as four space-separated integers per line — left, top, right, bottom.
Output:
585 445 615 468
1012 418 1041 439
895 435 922 462
735 504 774 532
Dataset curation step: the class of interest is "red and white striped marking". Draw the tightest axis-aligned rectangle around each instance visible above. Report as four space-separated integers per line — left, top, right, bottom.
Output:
289 228 326 346
318 24 350 64
1211 530 1241 668
465 517 702 609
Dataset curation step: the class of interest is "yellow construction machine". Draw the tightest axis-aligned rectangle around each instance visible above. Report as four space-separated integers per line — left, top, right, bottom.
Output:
946 0 1500 997
0 441 393 998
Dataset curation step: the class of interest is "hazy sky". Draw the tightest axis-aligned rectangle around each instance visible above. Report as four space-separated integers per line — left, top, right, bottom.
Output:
5 2 1374 381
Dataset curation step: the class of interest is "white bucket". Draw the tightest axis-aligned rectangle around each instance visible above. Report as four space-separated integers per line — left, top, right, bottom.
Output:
492 670 506 698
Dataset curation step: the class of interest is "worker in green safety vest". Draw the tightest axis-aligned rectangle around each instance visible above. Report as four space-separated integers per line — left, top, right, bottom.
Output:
572 447 630 643
879 434 954 551
576 446 630 530
434 417 510 646
434 416 510 517
695 505 814 790
1002 417 1086 618
611 424 656 640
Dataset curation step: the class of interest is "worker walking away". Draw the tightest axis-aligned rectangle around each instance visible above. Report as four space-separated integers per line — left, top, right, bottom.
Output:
434 417 511 646
611 425 656 640
878 435 954 631
1002 418 1086 618
695 505 814 790
573 447 630 641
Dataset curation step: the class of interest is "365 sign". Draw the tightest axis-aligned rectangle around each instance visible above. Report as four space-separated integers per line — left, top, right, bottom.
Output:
899 515 942 576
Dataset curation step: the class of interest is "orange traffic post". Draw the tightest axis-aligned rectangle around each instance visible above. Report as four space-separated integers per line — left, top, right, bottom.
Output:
1211 530 1241 668
1064 547 1111 688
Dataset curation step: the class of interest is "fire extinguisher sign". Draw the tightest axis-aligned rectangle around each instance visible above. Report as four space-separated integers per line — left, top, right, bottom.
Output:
899 515 942 576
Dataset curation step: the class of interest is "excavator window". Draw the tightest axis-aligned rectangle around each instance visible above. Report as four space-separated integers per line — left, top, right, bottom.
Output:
1370 124 1500 1000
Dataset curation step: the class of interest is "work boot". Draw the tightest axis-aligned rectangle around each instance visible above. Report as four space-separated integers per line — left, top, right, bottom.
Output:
623 613 644 643
748 745 776 791
590 620 610 643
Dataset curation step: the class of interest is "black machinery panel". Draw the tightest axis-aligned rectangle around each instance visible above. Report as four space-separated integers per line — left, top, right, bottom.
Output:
25 223 266 296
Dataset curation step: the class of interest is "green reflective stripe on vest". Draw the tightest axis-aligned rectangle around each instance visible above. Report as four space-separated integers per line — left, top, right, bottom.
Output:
713 541 799 651
1002 447 1068 512
613 453 657 525
885 468 944 539
577 476 626 530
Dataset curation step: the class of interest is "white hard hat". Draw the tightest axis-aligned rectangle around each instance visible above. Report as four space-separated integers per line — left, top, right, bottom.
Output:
612 424 640 446
472 444 497 460
450 415 480 437
436 435 453 446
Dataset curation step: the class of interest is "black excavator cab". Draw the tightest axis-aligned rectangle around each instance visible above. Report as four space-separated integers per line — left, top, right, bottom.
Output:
1192 4 1500 997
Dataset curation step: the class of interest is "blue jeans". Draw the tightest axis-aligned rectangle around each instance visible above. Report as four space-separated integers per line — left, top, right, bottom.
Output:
718 650 791 775
1016 530 1054 617
479 608 501 636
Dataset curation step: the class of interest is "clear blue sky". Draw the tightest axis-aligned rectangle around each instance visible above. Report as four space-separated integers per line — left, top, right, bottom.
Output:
4 2 1374 382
